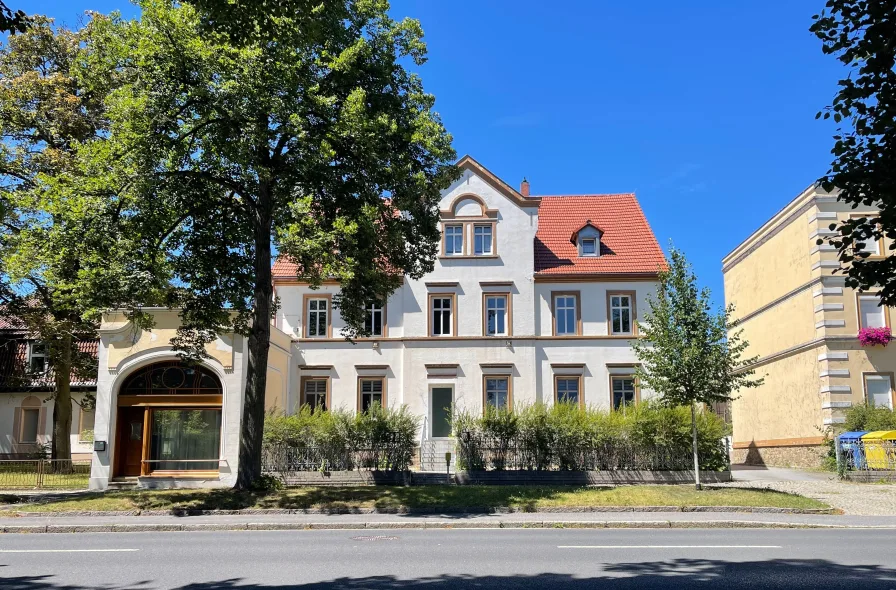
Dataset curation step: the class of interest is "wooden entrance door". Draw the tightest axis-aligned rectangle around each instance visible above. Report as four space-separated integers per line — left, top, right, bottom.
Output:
116 407 146 476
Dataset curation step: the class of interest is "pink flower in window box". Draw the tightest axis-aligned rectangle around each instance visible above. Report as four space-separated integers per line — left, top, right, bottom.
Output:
858 326 893 347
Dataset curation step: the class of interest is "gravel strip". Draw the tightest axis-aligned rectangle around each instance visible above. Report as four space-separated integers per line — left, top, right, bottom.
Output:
714 477 896 516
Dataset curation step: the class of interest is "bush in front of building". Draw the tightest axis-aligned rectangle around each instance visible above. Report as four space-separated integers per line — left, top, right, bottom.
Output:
453 401 730 472
843 402 896 432
263 405 419 471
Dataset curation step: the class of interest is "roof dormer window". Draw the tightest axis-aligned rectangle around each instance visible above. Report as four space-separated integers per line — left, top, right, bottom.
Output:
571 220 602 258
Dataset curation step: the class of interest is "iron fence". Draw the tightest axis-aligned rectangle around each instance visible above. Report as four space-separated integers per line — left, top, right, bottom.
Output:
456 432 729 472
262 443 413 477
0 460 91 489
836 438 896 472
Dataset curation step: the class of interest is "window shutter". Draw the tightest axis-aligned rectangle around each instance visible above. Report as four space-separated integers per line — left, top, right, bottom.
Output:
12 407 21 444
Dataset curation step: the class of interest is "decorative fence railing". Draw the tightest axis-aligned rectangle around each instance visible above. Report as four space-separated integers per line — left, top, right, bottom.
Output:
456 433 730 472
262 443 414 477
836 439 896 472
0 460 92 489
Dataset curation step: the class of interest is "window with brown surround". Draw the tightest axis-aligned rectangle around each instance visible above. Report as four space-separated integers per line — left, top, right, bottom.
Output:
473 223 495 256
443 224 464 256
303 294 332 338
364 301 386 337
483 292 511 336
857 292 890 330
301 377 330 411
78 407 95 443
610 375 640 414
14 396 44 445
358 377 386 412
552 291 581 336
608 291 636 336
554 375 583 408
428 293 457 337
863 372 895 409
483 375 511 411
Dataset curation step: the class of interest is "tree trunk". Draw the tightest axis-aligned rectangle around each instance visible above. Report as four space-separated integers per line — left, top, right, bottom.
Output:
51 333 73 472
235 186 274 490
691 400 701 491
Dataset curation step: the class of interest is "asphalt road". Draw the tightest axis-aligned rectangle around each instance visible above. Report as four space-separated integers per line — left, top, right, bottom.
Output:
2 528 896 589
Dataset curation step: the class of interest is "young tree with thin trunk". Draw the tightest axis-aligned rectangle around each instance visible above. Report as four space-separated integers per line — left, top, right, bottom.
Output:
632 247 762 489
85 0 457 489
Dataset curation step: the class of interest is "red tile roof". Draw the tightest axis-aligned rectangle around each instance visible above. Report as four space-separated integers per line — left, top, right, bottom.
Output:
534 194 665 277
271 257 299 280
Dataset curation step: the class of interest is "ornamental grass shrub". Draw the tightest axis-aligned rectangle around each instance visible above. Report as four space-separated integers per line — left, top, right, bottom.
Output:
263 405 419 471
453 400 729 472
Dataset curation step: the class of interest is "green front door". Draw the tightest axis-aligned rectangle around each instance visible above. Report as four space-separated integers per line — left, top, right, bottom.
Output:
431 387 453 438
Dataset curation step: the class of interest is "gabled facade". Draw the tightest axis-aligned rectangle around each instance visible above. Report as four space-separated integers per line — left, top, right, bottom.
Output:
724 185 896 467
0 316 98 460
86 156 664 488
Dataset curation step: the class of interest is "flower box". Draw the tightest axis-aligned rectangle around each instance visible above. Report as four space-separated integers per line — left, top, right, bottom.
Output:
858 326 892 347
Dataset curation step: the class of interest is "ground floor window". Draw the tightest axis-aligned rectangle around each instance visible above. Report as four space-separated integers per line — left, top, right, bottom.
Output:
359 377 385 412
148 409 222 471
555 376 582 407
484 377 510 411
302 378 329 411
78 408 95 443
611 376 638 413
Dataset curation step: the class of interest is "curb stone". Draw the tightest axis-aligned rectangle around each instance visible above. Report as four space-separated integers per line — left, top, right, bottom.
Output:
1 520 893 534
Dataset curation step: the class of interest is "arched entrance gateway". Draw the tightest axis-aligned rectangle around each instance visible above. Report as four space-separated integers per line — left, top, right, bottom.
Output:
115 361 223 477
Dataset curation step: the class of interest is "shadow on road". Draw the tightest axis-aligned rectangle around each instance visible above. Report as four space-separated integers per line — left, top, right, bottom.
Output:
4 559 896 589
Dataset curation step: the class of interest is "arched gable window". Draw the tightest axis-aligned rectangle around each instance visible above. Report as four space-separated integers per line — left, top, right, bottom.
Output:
120 362 222 396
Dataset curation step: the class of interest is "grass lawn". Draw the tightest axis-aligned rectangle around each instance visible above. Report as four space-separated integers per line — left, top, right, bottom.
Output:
0 485 829 513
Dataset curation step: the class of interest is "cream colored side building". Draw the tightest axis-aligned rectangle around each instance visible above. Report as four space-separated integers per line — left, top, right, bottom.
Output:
723 185 896 467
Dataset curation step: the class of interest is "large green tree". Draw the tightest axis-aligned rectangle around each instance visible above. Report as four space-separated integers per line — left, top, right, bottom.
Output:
811 0 896 302
632 248 762 489
0 16 157 464
86 0 457 488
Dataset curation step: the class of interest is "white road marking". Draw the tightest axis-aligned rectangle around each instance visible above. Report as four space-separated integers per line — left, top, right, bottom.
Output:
0 549 140 553
558 545 782 549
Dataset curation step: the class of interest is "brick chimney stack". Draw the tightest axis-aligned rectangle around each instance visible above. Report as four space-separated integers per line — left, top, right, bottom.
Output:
520 177 530 197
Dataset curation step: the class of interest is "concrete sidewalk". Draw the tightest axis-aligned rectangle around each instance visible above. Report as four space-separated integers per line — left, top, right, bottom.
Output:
2 510 896 533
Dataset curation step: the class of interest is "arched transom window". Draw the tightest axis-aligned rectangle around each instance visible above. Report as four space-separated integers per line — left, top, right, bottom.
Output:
120 362 222 396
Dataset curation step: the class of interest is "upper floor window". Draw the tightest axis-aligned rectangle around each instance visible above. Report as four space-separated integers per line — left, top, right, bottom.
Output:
474 224 493 255
444 225 464 256
609 292 635 335
851 214 883 257
365 302 384 337
359 377 385 412
581 238 597 256
28 342 47 374
305 296 330 338
864 373 894 409
553 292 579 336
302 378 328 411
430 295 454 336
485 294 508 336
859 294 888 329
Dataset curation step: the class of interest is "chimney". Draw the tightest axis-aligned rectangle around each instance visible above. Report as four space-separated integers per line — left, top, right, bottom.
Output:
520 177 530 197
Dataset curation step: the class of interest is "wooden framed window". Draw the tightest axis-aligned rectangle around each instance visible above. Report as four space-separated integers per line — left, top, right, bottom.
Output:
850 213 885 257
19 409 40 443
78 408 95 443
483 376 511 411
429 293 456 337
863 373 895 409
28 341 47 374
358 377 386 412
302 377 329 411
611 376 639 414
303 294 332 338
554 376 583 408
473 224 494 255
552 292 581 336
13 396 44 445
858 293 889 329
483 293 510 336
443 224 464 256
608 291 636 335
365 302 386 337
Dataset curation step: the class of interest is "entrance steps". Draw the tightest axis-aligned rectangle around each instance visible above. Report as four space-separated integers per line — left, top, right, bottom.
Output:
107 477 139 490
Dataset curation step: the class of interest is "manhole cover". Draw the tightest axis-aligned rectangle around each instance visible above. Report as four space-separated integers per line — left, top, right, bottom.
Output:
350 535 399 541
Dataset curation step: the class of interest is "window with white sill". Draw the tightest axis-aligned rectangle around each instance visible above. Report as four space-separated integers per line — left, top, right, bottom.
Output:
859 295 888 329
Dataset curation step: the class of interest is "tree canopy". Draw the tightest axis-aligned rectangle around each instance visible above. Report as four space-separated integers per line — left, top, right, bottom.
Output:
811 0 896 302
86 0 457 487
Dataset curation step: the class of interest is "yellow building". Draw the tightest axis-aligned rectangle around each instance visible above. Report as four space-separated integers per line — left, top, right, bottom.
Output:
723 185 896 467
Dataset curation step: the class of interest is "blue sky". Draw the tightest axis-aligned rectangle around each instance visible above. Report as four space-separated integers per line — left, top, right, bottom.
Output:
21 0 843 307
